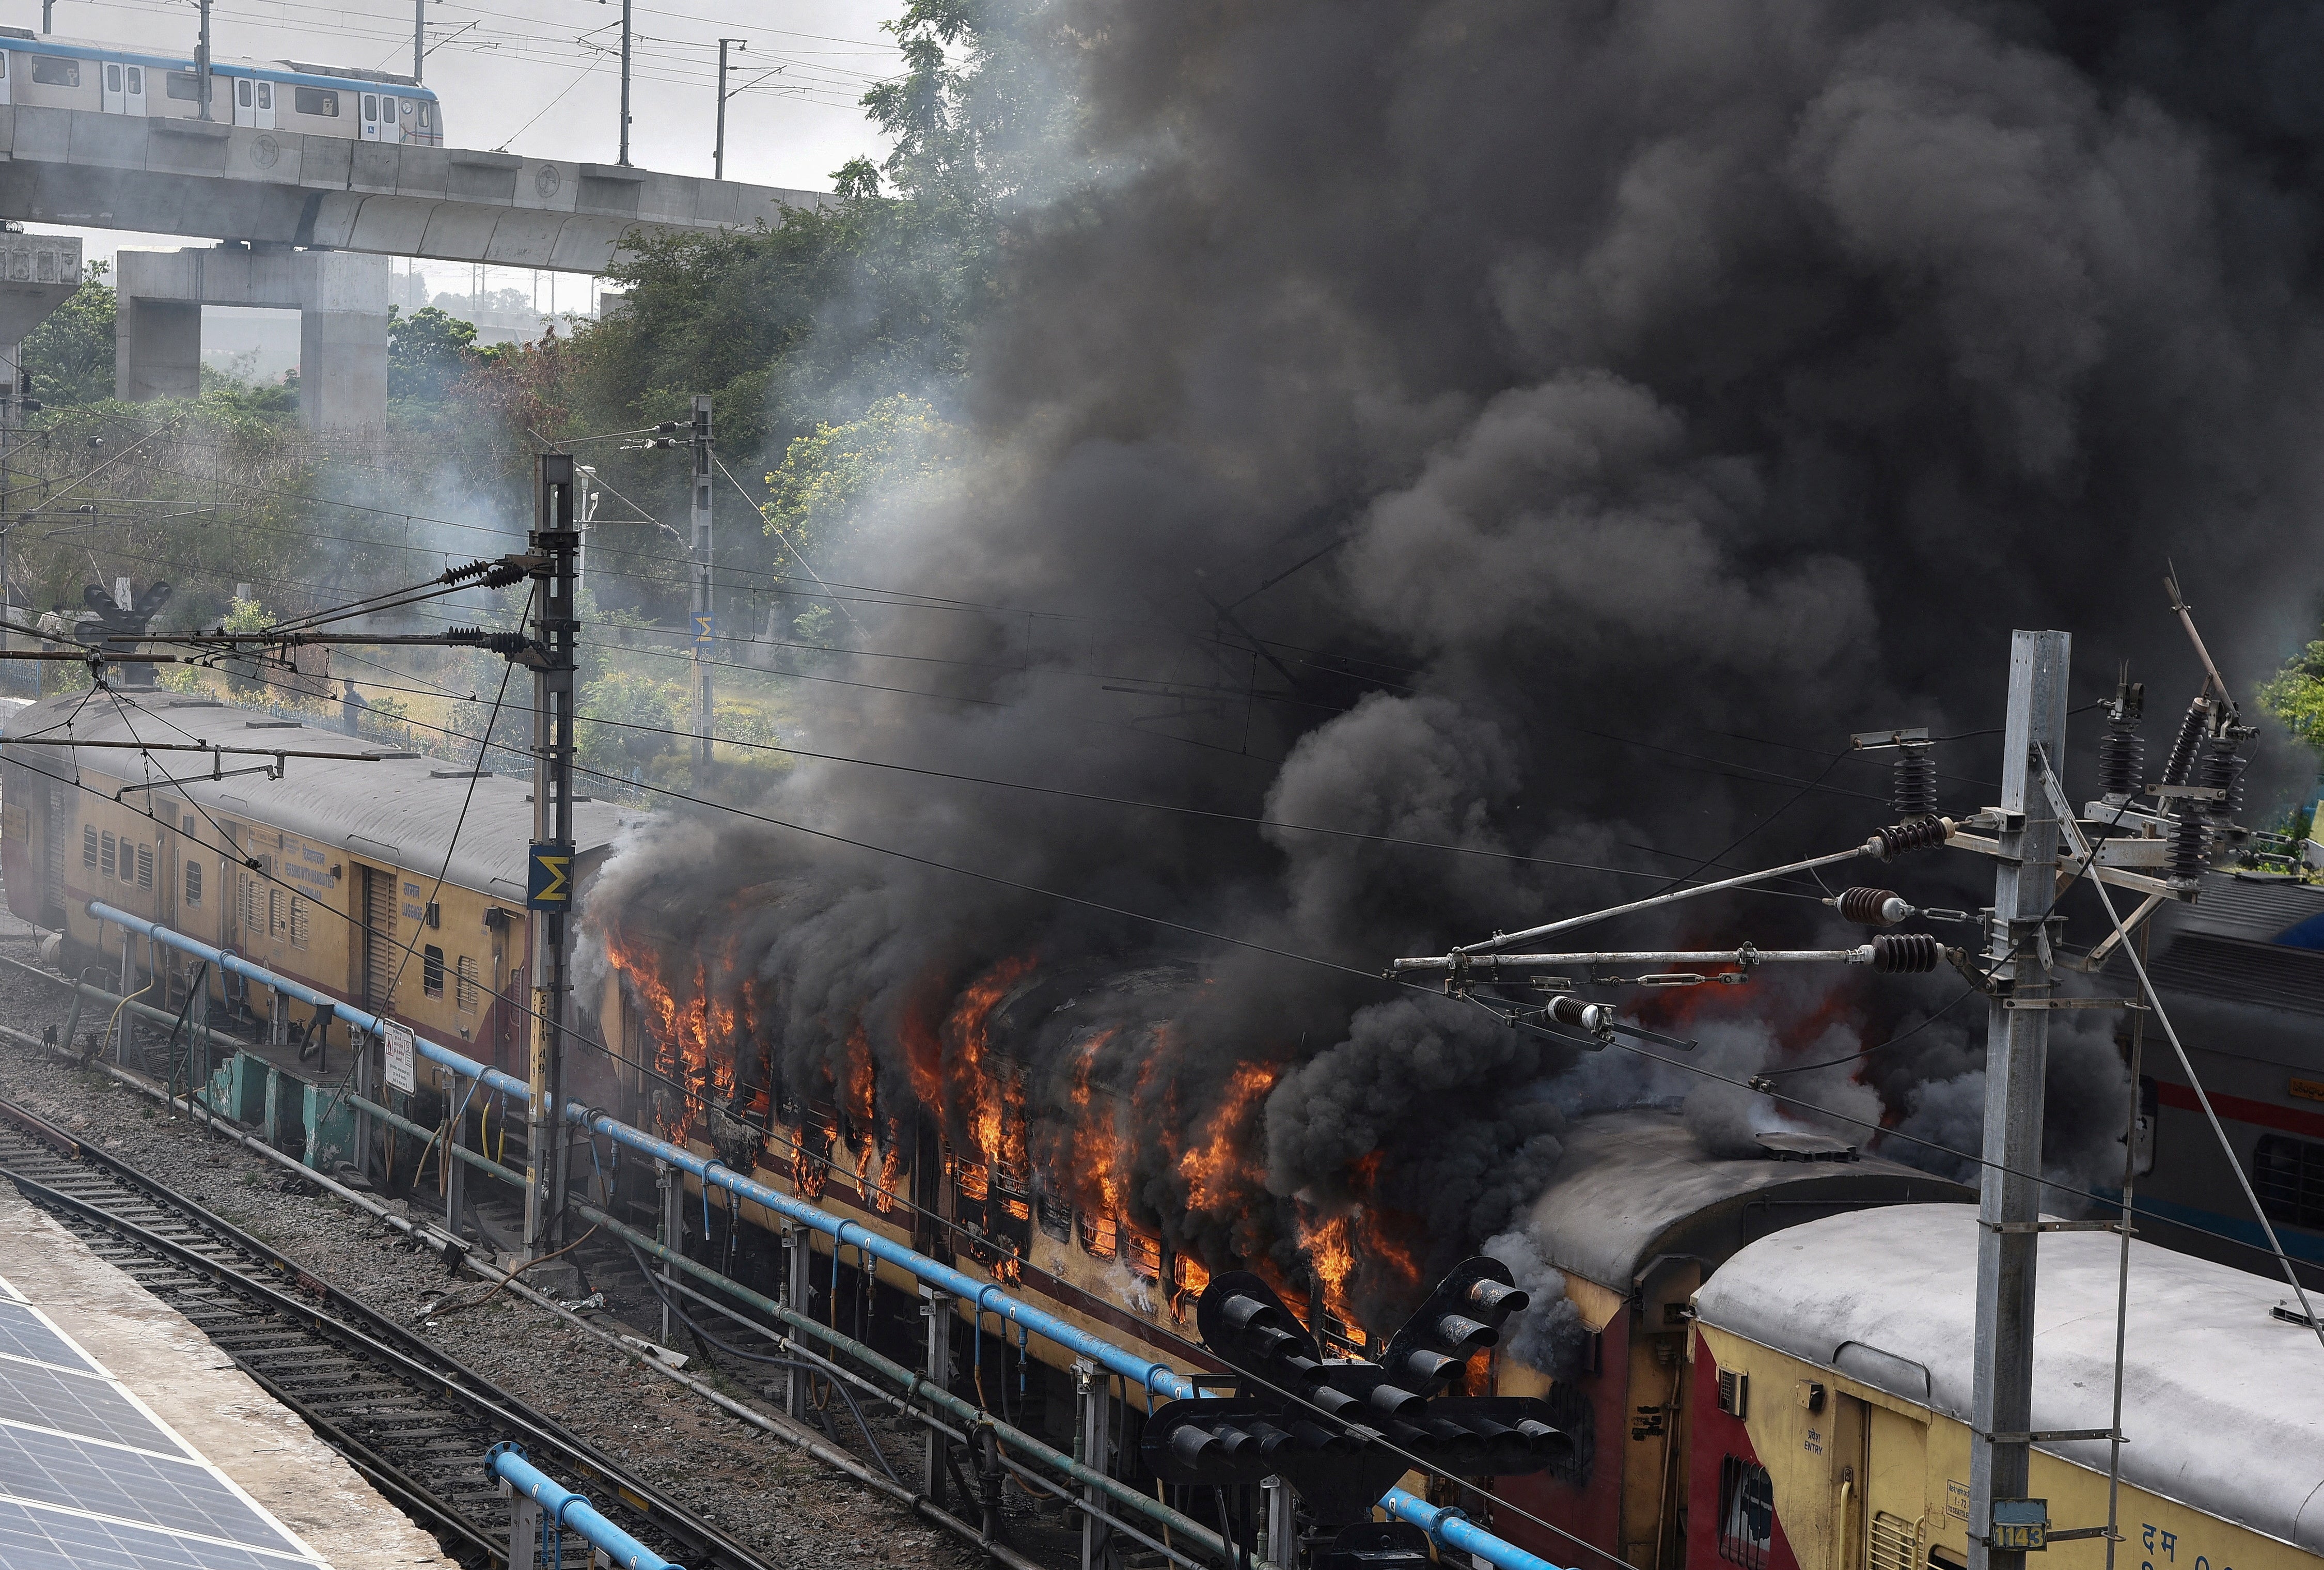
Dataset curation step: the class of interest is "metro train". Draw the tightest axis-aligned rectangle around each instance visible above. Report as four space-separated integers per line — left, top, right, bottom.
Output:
4 687 2317 1570
0 27 443 145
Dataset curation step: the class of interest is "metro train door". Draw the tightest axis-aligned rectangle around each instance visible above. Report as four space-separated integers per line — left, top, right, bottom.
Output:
253 78 273 129
232 75 254 128
0 53 12 108
358 90 381 142
379 92 401 143
102 59 124 114
123 64 144 116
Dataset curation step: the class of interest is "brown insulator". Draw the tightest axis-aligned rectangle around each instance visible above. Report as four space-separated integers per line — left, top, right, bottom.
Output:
1891 742 1937 820
1836 887 1911 925
1868 932 1942 974
2198 734 2246 824
2098 723 2143 800
2169 810 2208 882
1874 817 1951 859
2161 696 2210 787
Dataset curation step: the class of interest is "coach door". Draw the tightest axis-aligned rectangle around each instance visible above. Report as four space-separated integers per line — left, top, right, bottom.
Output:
379 92 402 143
358 90 382 142
232 75 255 127
102 59 126 114
359 864 397 1016
123 64 145 115
253 78 273 128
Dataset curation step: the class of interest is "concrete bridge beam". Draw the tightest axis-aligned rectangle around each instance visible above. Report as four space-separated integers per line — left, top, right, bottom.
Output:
114 247 390 430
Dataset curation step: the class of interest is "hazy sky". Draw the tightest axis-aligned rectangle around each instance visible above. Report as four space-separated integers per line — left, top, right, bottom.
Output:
24 0 905 286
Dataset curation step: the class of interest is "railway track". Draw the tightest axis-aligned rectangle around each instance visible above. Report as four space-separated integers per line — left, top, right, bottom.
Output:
0 1094 779 1570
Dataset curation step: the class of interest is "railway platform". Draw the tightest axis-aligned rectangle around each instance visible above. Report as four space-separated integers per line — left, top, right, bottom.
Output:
0 1180 457 1569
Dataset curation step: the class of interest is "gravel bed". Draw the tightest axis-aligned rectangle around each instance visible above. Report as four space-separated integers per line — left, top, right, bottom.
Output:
0 925 1001 1570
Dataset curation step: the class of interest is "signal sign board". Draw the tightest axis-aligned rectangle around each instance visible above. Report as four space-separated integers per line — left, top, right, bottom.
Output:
527 842 575 908
383 1020 416 1094
692 613 714 647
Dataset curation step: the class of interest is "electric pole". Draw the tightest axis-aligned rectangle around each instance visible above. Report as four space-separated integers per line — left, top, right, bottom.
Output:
1967 629 2071 1570
617 0 633 165
413 0 425 83
40 0 50 33
196 0 213 120
714 38 745 179
522 454 580 1259
690 394 713 790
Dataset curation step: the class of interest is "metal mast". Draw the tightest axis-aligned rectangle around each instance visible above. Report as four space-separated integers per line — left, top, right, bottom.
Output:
413 0 425 83
1967 629 2071 1570
690 394 713 790
617 0 634 165
715 39 744 179
195 0 213 121
522 454 580 1258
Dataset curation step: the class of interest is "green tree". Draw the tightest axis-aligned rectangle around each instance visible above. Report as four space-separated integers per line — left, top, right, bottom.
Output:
762 394 964 561
576 670 685 776
22 262 117 407
388 305 481 400
2259 641 2324 753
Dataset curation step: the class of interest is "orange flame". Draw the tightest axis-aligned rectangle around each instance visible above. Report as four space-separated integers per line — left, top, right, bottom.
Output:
1177 1061 1278 1214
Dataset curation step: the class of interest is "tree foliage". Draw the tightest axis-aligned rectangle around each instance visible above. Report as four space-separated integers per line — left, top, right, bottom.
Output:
387 305 481 400
23 263 118 407
2258 640 2324 753
762 394 964 561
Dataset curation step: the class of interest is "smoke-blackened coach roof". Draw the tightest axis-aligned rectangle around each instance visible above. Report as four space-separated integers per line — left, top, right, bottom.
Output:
3 693 635 904
1515 1109 1972 1294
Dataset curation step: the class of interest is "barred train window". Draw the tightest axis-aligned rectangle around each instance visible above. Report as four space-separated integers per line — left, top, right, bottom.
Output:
136 845 152 890
423 945 445 998
289 898 309 950
184 861 202 907
100 833 115 879
268 887 285 939
455 954 480 1012
119 841 135 883
2255 1135 2324 1231
82 825 96 867
1717 1455 1774 1570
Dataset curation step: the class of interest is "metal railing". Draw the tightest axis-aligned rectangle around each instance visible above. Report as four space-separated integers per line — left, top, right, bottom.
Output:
488 1443 680 1570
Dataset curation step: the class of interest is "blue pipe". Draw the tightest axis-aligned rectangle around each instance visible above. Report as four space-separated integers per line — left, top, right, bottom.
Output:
485 1442 680 1569
1384 1488 1563 1570
97 904 1571 1570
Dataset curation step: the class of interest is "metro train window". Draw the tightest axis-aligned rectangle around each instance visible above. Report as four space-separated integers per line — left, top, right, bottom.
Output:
100 833 115 879
165 71 209 101
31 55 79 87
294 86 337 117
1717 1455 1774 1570
82 825 96 867
2254 1135 2324 1230
125 66 140 93
105 64 119 92
183 861 201 906
136 845 152 890
423 945 445 997
236 78 250 107
362 93 378 122
417 103 431 131
255 81 269 109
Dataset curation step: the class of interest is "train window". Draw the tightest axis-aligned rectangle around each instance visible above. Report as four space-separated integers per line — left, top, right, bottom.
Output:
456 955 480 1011
236 78 250 108
417 103 431 131
165 71 208 102
294 86 338 117
1122 1225 1161 1281
2254 1135 2324 1230
268 887 284 938
82 825 96 867
289 899 309 949
1717 1456 1773 1570
100 832 115 879
361 92 378 121
255 82 269 109
136 845 152 890
181 813 195 835
106 64 120 92
184 861 201 906
1078 1210 1118 1260
120 841 136 883
30 55 79 87
125 66 140 93
423 945 445 998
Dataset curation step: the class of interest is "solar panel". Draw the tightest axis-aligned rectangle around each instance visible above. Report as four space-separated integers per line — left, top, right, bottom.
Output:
0 1293 327 1569
0 1356 176 1454
0 1498 315 1570
0 1422 307 1555
0 1299 99 1372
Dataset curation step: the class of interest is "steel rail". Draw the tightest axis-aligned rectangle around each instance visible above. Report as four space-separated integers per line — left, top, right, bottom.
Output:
0 1103 782 1570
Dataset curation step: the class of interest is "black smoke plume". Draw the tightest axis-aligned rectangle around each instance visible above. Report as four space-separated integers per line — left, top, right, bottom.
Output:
582 1 2324 1327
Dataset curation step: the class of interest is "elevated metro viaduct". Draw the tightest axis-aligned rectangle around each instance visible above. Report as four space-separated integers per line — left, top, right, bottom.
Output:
0 101 828 427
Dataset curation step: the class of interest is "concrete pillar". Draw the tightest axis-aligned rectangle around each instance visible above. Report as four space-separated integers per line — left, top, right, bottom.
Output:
114 245 389 430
